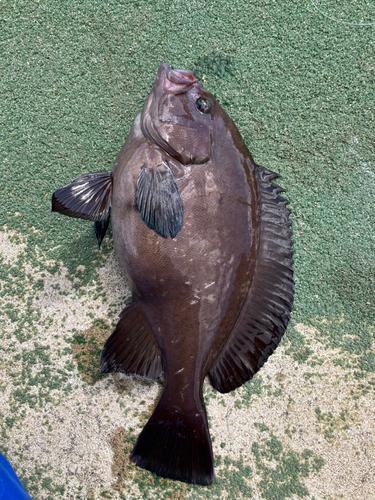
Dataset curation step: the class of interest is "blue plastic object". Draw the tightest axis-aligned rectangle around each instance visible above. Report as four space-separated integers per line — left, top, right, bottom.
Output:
0 454 32 500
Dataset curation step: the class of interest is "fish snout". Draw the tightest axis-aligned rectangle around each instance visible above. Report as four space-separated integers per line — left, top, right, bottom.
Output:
154 63 198 95
168 69 197 84
165 68 197 94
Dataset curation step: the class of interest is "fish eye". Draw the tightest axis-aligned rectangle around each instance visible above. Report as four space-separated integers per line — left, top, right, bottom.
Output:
195 97 212 114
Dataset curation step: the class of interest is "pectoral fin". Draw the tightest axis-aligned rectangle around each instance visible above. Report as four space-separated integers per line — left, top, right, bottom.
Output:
52 170 112 221
136 162 183 238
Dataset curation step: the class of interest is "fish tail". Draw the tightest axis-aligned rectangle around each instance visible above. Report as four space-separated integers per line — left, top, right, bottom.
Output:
130 388 214 485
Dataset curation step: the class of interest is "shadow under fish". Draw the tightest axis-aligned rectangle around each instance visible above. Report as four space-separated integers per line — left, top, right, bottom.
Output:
52 63 294 486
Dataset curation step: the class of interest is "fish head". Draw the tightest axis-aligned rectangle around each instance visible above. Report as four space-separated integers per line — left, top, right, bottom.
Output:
141 63 215 165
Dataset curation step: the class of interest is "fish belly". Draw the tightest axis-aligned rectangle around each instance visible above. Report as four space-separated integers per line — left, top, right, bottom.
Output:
112 150 254 368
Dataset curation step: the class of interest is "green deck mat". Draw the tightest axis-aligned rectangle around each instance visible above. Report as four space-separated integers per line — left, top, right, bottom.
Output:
1 1 374 499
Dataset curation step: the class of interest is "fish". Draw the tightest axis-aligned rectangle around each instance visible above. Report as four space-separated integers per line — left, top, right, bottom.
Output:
52 63 294 486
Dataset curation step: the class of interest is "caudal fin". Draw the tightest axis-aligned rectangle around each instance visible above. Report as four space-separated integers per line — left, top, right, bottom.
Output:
130 391 214 485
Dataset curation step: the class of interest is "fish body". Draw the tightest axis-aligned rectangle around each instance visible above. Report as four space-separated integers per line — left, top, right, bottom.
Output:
52 63 294 485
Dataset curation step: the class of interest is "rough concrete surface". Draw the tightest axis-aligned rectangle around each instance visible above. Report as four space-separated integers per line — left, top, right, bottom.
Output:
1 0 374 499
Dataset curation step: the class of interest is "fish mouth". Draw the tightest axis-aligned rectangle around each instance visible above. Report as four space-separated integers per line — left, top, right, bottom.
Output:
159 63 197 94
165 68 197 94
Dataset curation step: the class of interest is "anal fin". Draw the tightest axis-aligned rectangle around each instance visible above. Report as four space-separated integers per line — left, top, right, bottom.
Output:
208 166 294 393
100 297 163 382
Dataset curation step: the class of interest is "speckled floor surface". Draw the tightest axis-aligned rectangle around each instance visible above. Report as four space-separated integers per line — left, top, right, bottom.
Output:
1 1 374 499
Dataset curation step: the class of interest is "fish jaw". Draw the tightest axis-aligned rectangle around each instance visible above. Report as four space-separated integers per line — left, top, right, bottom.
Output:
151 63 198 94
165 67 197 94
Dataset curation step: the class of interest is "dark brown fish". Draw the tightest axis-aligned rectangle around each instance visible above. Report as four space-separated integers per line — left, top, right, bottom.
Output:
52 63 294 486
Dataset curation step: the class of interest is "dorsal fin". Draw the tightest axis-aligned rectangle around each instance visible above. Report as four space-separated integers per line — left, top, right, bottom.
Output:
100 297 163 382
208 166 294 393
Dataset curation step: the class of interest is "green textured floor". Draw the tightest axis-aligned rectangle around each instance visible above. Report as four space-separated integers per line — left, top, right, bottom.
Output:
1 1 374 499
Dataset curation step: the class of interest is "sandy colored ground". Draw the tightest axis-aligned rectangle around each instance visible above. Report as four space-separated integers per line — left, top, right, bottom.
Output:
1 0 374 498
1 231 374 499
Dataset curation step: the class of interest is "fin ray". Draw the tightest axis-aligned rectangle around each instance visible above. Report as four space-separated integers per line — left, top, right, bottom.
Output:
136 162 183 238
208 165 294 393
100 298 163 382
130 389 214 485
94 207 111 248
52 171 112 221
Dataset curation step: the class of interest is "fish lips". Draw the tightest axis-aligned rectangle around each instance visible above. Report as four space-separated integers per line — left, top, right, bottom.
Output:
153 63 198 95
165 68 197 94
